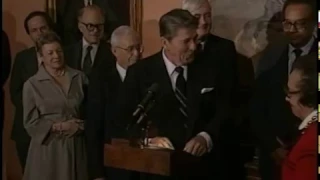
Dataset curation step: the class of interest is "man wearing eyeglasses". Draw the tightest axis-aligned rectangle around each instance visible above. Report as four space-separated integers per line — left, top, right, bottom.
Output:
86 25 142 180
250 0 317 179
64 5 113 78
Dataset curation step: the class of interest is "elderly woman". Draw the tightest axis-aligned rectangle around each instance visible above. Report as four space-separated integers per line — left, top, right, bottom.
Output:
282 53 317 180
22 31 88 180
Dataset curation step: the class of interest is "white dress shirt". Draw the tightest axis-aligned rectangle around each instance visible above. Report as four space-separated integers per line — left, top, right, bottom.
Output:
288 37 314 73
298 110 317 130
84 0 92 6
116 63 126 82
162 49 213 151
81 38 98 69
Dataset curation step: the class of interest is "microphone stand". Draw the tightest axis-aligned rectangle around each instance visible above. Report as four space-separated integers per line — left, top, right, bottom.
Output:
128 100 155 148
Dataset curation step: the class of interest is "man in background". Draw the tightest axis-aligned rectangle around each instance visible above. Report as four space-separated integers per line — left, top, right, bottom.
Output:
64 5 113 78
10 11 54 171
86 25 142 180
250 0 317 179
56 0 122 45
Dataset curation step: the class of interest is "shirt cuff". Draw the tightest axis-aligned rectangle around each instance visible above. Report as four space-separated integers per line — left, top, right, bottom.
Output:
198 132 213 152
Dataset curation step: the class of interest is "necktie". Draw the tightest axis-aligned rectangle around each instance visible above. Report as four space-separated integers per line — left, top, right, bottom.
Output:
174 67 187 118
290 49 302 73
293 49 302 59
83 46 93 76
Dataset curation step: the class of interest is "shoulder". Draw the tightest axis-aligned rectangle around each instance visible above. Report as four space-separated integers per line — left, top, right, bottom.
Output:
15 47 35 60
23 75 38 92
128 51 162 73
207 34 235 48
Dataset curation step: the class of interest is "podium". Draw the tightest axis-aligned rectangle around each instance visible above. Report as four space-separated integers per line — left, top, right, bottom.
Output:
104 139 208 177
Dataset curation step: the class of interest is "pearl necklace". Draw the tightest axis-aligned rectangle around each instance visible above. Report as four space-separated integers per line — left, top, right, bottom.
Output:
301 115 318 134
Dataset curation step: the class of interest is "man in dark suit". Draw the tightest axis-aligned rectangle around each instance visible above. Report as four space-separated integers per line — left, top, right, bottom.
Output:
56 0 122 45
182 0 244 178
86 25 142 180
118 9 233 179
10 11 54 170
250 0 317 179
2 30 11 133
64 5 113 78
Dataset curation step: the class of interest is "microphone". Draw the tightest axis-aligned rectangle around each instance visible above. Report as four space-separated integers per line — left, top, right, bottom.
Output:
136 100 155 125
132 83 159 118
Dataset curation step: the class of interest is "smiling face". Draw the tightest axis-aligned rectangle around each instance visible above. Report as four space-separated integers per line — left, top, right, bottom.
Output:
40 41 64 69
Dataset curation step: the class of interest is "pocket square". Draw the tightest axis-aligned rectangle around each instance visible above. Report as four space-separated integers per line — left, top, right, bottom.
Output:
201 87 214 94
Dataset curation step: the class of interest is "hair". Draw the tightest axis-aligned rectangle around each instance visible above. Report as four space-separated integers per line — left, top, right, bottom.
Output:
24 11 55 34
35 31 62 55
182 0 210 12
159 9 198 40
110 25 138 47
291 52 317 109
77 4 105 21
282 0 316 21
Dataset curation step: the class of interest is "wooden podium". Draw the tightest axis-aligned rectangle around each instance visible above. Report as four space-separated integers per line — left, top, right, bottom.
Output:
104 139 208 177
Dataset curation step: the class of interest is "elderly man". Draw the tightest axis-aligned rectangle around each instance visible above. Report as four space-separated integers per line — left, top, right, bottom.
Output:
10 11 54 170
85 25 142 180
117 9 233 180
64 5 113 78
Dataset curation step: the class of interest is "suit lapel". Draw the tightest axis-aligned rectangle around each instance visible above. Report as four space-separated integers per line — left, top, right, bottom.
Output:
74 41 83 70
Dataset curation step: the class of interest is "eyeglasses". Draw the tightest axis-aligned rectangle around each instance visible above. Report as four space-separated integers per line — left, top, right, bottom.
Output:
116 45 143 53
282 19 310 31
80 22 104 31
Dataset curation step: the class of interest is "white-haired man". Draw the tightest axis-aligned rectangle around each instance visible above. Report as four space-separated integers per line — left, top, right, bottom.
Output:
85 25 142 180
182 0 240 179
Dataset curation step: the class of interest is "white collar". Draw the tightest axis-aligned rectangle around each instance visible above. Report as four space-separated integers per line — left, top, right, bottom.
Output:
116 62 126 82
162 49 187 77
298 110 317 130
82 38 99 49
289 36 314 54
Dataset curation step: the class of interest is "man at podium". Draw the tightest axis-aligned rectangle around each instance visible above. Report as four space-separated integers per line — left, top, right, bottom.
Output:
118 8 234 180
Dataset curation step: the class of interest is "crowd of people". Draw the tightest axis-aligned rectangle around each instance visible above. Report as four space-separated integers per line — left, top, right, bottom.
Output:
1 0 317 180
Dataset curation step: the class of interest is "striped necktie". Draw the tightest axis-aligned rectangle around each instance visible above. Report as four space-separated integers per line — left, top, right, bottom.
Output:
174 67 187 118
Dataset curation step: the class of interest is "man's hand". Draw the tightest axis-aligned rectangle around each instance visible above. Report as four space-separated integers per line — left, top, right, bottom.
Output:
271 147 288 165
149 137 174 149
183 135 207 156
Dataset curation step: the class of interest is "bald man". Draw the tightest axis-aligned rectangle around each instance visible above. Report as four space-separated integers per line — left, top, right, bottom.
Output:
85 26 142 180
64 5 114 78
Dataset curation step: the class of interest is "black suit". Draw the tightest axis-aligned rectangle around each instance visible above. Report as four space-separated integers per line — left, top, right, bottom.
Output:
56 0 124 45
250 40 317 180
86 60 134 180
10 47 39 170
2 31 11 148
64 40 114 78
118 50 234 179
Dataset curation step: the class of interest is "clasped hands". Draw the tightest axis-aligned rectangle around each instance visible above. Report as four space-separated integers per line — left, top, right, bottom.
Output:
149 135 208 156
52 118 84 137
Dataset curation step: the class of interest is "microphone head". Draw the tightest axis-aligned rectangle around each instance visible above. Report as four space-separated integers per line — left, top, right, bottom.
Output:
147 83 159 93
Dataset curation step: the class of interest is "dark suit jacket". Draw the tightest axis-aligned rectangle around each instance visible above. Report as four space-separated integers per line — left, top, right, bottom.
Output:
85 59 125 179
118 50 233 152
250 40 317 153
10 47 38 142
64 40 114 78
2 31 11 88
56 0 123 45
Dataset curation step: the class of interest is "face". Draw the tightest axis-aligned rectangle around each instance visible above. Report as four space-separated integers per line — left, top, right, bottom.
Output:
78 9 105 44
112 33 142 69
285 70 304 118
162 27 197 66
27 16 50 43
188 2 212 40
283 4 315 47
40 42 64 69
